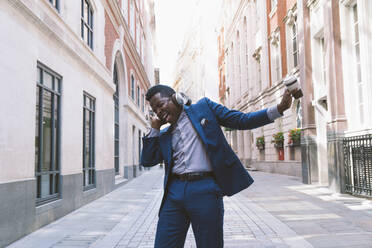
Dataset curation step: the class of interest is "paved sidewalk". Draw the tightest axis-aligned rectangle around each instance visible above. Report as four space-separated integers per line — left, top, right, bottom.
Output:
7 167 372 248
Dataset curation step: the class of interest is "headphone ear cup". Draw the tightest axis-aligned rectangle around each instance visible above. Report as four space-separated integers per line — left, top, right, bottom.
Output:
171 93 181 107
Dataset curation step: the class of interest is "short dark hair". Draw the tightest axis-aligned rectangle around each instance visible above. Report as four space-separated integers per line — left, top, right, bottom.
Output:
145 85 175 101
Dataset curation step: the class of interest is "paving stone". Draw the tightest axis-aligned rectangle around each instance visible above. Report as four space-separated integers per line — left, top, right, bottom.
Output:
7 169 372 248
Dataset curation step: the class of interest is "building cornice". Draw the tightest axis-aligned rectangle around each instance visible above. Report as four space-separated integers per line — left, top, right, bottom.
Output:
8 0 115 93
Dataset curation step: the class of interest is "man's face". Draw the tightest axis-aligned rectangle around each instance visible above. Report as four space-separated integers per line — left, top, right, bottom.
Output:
149 92 181 125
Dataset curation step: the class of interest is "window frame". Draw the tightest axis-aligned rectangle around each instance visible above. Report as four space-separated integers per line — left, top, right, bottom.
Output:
49 0 60 11
83 93 96 191
137 85 140 106
81 0 94 49
131 74 135 100
113 65 120 175
35 62 62 206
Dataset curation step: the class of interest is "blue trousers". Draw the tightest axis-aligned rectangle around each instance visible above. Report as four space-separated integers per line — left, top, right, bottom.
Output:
154 177 224 248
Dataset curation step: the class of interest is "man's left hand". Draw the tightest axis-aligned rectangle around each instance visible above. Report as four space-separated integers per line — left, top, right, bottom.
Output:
277 89 296 115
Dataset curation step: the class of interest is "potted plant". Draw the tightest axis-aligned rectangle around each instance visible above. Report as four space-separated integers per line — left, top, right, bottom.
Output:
256 136 265 150
271 132 284 149
288 128 301 146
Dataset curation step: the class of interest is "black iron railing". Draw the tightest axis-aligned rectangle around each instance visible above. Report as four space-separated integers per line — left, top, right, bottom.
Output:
343 134 372 197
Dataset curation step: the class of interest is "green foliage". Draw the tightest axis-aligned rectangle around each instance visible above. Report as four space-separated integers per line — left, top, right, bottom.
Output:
271 131 284 144
256 136 265 150
288 128 301 141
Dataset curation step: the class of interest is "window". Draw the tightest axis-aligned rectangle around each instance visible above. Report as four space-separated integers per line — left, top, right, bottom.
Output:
141 34 145 63
141 93 145 112
138 130 142 162
35 63 61 205
271 40 281 83
292 16 298 68
257 60 262 92
83 93 96 190
130 0 135 38
49 0 59 11
137 85 140 106
131 75 135 100
320 38 326 86
132 125 136 164
81 0 93 49
113 65 119 174
136 17 140 52
122 0 128 22
352 4 363 124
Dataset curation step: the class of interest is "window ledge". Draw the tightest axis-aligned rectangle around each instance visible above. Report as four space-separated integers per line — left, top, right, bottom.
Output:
83 187 97 197
36 199 62 215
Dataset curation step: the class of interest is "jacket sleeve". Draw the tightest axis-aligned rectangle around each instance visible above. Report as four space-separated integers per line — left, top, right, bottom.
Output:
140 135 164 167
204 97 274 130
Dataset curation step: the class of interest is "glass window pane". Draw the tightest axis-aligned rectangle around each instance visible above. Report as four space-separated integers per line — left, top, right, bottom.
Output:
85 112 90 168
89 9 93 28
355 44 360 63
54 174 59 194
353 5 358 22
85 170 89 186
115 140 119 157
358 84 363 102
37 68 42 84
115 157 119 172
42 91 52 172
84 1 88 23
43 72 53 89
40 174 50 198
115 108 119 123
357 63 361 83
35 87 40 172
54 95 59 170
81 20 84 39
354 26 359 43
85 25 89 44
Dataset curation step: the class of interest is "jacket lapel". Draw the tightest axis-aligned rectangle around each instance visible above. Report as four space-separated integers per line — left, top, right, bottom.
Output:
184 105 208 146
160 127 173 175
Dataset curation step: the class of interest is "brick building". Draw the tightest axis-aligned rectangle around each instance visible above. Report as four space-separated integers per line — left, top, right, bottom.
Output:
217 0 302 177
0 0 156 246
298 0 372 195
218 0 372 197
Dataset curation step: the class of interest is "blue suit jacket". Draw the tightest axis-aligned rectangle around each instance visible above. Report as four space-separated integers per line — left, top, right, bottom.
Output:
141 97 274 211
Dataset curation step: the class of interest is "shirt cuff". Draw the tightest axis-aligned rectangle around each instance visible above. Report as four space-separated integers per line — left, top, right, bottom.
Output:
266 106 283 121
147 128 160 137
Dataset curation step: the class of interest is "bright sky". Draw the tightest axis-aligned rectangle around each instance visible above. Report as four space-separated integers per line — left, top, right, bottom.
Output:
154 0 195 85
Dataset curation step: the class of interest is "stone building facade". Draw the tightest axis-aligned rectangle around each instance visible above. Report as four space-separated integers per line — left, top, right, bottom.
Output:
298 0 372 193
0 0 155 246
217 0 302 177
218 0 372 196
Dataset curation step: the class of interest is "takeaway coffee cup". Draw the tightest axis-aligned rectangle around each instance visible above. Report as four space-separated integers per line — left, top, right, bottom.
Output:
283 75 303 99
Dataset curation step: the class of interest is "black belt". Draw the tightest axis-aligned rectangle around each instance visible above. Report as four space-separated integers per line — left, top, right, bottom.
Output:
172 172 214 181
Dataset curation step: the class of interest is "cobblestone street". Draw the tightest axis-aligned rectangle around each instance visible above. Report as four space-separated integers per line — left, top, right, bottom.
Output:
8 167 372 248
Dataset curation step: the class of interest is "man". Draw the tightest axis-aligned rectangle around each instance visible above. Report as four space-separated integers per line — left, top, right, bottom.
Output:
141 85 294 248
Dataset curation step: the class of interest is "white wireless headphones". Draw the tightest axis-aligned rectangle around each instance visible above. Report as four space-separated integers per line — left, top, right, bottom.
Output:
172 92 192 107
